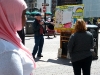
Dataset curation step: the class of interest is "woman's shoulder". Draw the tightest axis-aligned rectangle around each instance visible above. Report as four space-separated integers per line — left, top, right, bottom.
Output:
72 32 79 36
74 31 92 35
73 31 92 37
0 38 20 54
0 39 26 63
86 31 92 35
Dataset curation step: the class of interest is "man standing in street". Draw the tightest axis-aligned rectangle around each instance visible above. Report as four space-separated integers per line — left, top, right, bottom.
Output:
32 13 45 58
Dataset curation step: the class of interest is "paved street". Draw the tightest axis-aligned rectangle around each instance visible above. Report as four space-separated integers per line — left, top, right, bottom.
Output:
25 34 100 75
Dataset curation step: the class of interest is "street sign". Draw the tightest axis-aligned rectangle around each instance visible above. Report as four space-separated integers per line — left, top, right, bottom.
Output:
42 3 49 6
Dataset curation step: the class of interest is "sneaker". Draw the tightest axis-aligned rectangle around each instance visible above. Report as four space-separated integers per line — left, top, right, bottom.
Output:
32 53 35 59
32 56 35 59
32 54 35 59
37 55 43 57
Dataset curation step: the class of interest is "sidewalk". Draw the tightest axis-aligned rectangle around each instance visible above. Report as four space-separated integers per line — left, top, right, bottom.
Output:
25 35 100 75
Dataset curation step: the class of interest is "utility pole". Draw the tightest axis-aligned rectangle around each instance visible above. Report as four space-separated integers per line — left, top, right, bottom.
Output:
44 0 46 30
42 0 49 30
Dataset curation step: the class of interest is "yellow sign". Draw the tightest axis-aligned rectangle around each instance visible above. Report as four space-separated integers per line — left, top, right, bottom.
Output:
55 4 84 33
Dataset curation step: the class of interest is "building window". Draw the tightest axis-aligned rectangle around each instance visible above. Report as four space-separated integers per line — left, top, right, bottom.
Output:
29 4 31 7
34 3 37 7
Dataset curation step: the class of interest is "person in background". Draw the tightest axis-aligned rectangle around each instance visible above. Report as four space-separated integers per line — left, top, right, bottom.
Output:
93 18 97 25
17 28 25 45
87 20 91 24
32 13 45 58
97 17 100 28
0 0 36 75
68 19 94 75
47 17 55 30
46 17 56 38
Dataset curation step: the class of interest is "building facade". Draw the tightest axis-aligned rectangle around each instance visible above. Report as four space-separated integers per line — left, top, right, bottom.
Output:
51 0 57 15
83 0 100 18
51 0 82 15
24 0 82 14
57 0 82 6
37 0 52 13
24 0 37 11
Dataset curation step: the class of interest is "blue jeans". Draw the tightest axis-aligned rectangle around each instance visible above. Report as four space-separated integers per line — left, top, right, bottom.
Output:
32 35 44 56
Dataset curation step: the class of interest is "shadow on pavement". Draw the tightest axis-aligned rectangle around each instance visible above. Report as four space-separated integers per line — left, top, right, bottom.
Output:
47 58 72 66
45 37 53 39
35 57 72 66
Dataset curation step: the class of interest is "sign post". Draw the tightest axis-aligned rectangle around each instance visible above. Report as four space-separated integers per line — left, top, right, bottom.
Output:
43 6 46 12
42 0 49 31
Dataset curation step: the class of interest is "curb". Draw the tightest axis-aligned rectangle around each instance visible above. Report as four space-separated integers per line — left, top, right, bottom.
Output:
25 33 60 37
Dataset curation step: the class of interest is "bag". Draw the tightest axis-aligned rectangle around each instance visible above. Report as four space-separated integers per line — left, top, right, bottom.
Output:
48 23 54 30
92 51 96 57
57 48 62 58
67 51 71 59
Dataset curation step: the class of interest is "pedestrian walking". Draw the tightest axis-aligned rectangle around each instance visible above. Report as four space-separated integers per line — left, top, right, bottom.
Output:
0 0 36 75
32 13 45 58
68 19 94 75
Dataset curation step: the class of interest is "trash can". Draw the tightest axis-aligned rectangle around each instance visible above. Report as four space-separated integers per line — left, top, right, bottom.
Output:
62 42 68 56
60 32 71 58
25 20 34 34
86 24 99 59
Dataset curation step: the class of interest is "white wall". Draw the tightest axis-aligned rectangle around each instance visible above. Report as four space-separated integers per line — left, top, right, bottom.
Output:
83 0 100 18
37 0 51 13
